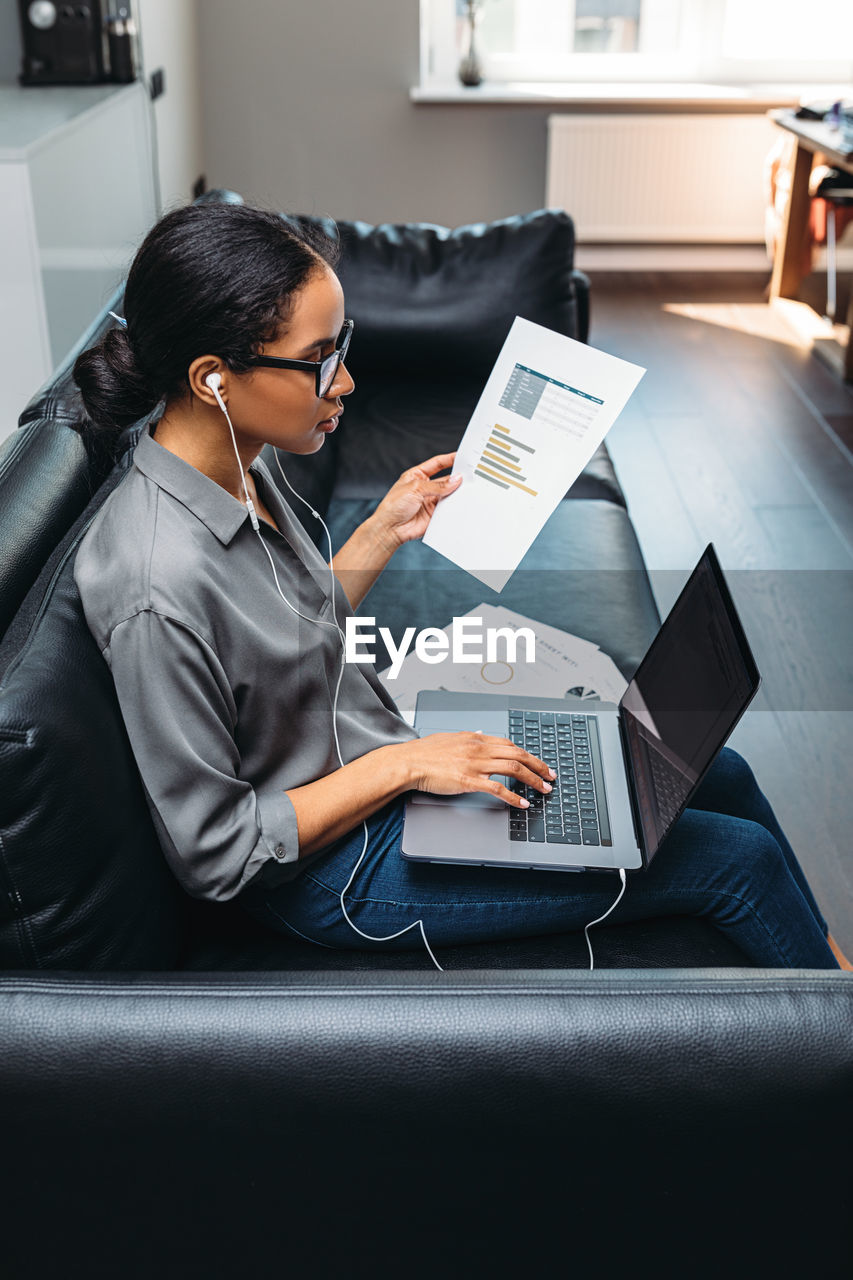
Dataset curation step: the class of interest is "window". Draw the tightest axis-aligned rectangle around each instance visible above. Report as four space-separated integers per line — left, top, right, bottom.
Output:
421 0 853 86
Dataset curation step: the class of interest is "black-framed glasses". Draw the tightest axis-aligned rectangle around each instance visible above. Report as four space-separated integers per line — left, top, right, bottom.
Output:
247 319 354 397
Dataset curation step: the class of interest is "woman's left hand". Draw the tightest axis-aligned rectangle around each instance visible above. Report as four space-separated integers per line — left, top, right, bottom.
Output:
370 452 462 551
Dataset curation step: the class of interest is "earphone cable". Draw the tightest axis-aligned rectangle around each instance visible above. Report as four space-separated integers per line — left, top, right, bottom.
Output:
584 867 628 970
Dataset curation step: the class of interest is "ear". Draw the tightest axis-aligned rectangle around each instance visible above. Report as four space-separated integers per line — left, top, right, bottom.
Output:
189 355 227 405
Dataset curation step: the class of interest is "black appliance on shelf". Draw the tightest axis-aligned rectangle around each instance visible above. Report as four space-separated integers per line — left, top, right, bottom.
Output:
18 0 108 85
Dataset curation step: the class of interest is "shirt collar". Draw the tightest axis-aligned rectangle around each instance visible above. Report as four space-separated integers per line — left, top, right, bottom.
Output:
133 429 254 547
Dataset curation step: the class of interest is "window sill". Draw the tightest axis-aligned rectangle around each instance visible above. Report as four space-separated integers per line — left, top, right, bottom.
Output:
410 81 843 110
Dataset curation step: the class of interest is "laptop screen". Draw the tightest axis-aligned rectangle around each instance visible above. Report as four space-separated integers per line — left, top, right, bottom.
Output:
619 546 760 861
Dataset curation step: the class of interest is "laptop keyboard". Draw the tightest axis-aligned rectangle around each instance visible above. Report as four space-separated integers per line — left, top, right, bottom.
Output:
648 747 690 831
507 710 612 848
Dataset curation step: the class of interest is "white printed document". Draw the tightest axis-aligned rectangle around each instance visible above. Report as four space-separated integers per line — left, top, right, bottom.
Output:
423 317 645 590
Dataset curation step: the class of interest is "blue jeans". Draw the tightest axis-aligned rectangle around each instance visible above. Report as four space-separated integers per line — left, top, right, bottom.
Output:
245 749 838 968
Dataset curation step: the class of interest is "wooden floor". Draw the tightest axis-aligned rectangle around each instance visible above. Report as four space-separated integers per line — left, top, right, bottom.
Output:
591 272 853 956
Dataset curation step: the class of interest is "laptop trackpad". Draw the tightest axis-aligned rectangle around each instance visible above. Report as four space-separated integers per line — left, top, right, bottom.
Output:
410 790 506 810
410 706 509 810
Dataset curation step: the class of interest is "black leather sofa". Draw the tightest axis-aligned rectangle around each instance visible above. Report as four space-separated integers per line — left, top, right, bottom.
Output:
1 199 850 1276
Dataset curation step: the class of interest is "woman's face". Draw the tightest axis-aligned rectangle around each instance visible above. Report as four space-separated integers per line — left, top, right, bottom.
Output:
227 266 355 455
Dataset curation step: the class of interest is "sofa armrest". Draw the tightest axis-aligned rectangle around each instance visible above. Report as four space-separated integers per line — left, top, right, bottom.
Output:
1 970 850 1275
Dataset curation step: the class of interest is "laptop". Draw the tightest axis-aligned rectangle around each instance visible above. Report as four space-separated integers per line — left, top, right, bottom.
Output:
401 545 760 874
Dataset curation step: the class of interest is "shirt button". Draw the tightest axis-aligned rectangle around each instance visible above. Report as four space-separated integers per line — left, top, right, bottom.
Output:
274 844 286 860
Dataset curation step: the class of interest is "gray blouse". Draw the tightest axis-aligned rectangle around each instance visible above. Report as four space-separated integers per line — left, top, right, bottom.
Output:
74 430 416 902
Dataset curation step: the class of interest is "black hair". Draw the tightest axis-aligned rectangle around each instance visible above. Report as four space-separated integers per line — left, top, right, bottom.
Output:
73 202 340 438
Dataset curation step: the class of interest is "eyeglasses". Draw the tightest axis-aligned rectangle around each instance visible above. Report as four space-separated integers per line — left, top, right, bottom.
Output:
247 319 354 397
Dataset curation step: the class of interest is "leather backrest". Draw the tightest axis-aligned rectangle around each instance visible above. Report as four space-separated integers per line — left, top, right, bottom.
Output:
0 457 187 970
0 286 131 642
287 209 581 380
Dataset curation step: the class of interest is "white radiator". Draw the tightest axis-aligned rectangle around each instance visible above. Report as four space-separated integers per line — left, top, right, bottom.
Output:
546 113 778 242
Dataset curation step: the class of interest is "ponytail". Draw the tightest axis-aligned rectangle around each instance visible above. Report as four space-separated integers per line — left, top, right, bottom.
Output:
73 325 162 439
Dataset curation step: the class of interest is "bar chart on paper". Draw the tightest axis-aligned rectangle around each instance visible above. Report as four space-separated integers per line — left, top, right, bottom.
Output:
474 363 606 498
423 316 645 590
475 424 538 495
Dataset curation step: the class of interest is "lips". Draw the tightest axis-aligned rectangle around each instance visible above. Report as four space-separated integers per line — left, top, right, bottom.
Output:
316 410 342 432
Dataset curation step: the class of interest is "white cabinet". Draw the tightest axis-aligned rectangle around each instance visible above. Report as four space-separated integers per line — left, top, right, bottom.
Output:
0 80 157 442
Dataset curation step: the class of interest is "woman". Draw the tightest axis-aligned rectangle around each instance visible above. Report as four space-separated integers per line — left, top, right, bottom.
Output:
73 202 847 970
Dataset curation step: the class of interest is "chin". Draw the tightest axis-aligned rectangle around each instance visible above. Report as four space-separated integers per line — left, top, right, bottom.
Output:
272 431 327 456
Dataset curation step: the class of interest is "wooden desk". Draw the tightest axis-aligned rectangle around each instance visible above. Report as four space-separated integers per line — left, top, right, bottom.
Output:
769 108 853 380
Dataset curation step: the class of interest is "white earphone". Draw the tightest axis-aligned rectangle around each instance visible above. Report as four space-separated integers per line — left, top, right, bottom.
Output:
205 371 260 531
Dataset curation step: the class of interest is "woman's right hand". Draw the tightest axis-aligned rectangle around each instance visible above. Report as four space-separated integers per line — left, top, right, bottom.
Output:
397 732 556 809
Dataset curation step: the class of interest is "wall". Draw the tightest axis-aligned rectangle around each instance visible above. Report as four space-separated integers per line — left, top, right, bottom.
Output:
198 0 551 226
0 0 21 80
136 0 204 210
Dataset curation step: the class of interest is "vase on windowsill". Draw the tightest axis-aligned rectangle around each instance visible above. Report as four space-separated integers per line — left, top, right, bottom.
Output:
458 0 483 88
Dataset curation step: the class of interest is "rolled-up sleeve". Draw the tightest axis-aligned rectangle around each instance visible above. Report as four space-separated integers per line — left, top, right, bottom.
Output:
105 609 301 901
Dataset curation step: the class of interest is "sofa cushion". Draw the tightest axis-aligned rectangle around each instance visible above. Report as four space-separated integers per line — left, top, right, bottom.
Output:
181 893 748 969
0 467 187 970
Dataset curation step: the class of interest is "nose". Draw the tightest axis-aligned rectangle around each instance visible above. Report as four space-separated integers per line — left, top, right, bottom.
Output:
327 360 355 399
